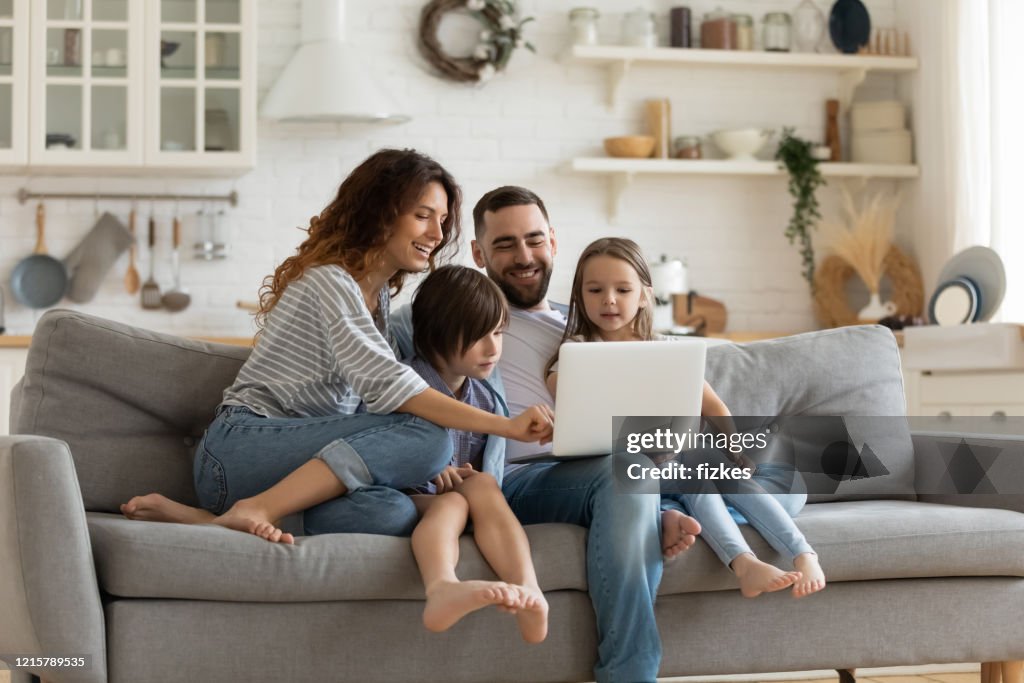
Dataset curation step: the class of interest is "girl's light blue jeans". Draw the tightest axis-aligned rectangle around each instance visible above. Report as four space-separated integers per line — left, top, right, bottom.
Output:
194 405 452 537
661 462 814 568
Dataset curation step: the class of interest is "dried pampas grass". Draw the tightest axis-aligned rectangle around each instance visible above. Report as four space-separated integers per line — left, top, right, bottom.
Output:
821 188 901 294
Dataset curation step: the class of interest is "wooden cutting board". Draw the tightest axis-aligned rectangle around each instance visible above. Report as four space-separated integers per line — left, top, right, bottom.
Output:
673 292 727 334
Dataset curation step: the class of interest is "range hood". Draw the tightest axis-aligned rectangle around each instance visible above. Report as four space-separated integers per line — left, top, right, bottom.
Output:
261 0 410 124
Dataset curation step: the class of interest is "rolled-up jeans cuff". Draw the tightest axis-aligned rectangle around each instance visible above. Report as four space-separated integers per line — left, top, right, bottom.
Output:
315 437 372 490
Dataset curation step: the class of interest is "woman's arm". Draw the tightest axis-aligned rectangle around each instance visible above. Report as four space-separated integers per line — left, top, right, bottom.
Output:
398 388 553 444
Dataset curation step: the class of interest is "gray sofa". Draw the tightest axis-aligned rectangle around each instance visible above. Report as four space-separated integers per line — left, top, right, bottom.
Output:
2 309 1024 683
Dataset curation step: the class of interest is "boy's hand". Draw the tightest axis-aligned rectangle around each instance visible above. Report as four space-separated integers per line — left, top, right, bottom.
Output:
506 405 555 444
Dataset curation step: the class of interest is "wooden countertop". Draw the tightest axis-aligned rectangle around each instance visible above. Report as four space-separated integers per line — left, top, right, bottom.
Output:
0 334 253 348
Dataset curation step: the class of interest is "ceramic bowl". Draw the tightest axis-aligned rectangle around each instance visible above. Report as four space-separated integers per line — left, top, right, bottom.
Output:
710 128 773 160
603 135 656 159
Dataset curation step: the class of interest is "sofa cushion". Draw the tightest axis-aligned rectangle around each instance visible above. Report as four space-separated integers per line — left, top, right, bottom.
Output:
706 325 914 502
13 310 250 513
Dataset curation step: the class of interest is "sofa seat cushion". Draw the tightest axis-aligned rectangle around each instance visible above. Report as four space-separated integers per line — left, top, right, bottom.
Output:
88 514 589 601
662 499 1024 594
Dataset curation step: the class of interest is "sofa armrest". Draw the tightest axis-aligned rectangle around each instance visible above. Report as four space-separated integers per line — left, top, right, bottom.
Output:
913 429 1024 514
0 436 107 683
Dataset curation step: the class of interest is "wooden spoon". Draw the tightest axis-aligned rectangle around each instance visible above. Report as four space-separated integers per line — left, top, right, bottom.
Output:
124 209 140 294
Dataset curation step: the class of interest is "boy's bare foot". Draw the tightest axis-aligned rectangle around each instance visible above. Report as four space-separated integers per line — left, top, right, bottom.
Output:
120 493 215 524
661 509 702 560
213 499 295 544
792 553 826 598
732 553 802 598
514 585 549 644
422 580 520 632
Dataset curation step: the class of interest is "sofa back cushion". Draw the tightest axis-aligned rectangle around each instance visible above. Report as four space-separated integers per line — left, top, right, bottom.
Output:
705 325 914 502
12 310 250 512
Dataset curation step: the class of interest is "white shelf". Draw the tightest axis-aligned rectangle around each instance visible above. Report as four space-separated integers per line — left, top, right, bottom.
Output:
569 158 919 221
565 44 919 109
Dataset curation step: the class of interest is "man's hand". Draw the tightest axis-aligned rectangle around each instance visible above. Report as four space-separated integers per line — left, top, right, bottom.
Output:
505 404 555 444
432 464 478 494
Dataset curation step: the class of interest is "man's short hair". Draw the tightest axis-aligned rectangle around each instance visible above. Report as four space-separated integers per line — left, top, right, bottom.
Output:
472 186 550 239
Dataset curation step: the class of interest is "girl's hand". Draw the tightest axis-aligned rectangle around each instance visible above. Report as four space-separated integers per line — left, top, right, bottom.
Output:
433 465 465 493
506 405 555 444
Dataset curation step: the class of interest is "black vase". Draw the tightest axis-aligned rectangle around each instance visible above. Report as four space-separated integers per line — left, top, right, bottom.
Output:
829 0 871 54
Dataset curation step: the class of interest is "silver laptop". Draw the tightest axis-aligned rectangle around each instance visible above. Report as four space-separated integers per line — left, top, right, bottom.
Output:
508 340 707 463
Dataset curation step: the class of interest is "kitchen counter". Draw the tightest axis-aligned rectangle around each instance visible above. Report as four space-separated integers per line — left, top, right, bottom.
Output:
0 335 254 348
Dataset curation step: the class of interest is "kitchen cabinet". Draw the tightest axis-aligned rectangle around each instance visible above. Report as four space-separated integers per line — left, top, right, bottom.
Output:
19 0 254 174
0 0 29 166
0 347 28 435
904 369 1024 418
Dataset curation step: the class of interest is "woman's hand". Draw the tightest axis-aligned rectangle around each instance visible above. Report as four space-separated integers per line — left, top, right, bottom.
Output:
433 464 478 493
505 404 555 444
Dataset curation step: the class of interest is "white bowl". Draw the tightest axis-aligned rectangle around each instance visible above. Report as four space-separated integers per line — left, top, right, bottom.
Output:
710 128 772 160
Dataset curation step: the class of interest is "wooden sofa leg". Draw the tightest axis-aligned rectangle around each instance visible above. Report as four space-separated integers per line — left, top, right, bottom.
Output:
1001 661 1024 683
837 669 857 683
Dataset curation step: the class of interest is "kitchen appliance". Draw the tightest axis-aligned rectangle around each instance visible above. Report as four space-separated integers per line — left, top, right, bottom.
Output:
649 254 688 332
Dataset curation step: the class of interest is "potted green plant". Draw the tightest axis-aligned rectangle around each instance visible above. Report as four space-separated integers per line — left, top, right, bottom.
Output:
775 128 827 290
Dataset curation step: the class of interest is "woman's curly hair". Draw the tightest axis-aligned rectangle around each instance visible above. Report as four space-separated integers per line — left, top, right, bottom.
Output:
255 149 463 330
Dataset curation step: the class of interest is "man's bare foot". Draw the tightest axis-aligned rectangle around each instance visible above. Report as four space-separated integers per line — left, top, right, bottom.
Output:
792 552 826 598
661 509 702 560
120 493 215 525
732 553 802 598
212 498 295 544
514 585 549 644
422 580 521 632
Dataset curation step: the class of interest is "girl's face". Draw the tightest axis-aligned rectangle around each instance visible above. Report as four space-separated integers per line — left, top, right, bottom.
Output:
580 255 649 341
381 181 448 275
442 326 504 381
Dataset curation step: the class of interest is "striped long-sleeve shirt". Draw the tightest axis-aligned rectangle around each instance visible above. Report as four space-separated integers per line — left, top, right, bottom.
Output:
222 265 428 417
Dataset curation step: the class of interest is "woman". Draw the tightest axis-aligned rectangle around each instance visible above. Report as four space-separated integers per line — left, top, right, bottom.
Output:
123 149 553 542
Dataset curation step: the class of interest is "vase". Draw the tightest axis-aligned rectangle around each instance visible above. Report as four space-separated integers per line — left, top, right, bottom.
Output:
792 0 826 52
858 292 897 322
829 0 871 54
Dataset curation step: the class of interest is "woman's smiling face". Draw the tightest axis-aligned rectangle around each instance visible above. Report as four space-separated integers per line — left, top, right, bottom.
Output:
382 181 448 274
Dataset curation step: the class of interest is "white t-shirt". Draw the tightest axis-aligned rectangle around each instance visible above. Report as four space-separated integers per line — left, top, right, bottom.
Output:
499 305 567 460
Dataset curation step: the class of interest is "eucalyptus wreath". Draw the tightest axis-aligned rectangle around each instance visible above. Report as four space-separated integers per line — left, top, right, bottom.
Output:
419 0 535 83
775 128 827 291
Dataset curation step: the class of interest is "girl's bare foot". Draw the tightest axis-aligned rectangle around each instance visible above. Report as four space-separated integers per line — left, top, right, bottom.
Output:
732 553 802 598
120 493 215 524
213 499 295 544
792 552 826 598
422 580 521 632
661 509 702 560
514 585 549 644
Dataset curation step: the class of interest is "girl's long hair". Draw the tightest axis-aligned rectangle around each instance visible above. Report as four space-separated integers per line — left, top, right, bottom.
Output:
544 237 654 376
255 149 462 330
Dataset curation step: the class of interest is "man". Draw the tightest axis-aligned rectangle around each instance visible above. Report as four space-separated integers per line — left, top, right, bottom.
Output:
469 186 700 683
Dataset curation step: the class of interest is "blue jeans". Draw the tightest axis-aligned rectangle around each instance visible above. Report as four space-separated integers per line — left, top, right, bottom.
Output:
194 406 452 536
502 454 662 683
661 463 812 567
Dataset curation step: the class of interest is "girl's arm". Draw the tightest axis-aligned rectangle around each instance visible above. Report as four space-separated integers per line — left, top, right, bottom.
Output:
399 388 554 444
545 370 558 399
701 381 754 469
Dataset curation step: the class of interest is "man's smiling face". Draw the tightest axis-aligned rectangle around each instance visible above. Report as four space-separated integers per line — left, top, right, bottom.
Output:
472 203 557 311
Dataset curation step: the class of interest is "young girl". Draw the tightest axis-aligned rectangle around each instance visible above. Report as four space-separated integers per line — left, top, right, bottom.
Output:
544 237 825 599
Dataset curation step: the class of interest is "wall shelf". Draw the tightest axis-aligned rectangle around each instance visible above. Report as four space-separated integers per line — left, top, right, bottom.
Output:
564 45 919 109
569 158 919 221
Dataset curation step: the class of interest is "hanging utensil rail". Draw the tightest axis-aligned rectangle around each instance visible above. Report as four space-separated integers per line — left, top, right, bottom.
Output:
16 188 238 207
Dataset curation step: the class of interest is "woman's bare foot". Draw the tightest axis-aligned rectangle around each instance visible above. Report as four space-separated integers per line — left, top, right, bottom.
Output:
120 493 215 524
422 580 521 632
792 552 826 598
514 585 549 644
661 509 702 560
213 498 295 544
732 553 802 598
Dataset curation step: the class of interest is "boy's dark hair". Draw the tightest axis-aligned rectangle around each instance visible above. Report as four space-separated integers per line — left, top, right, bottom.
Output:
472 186 549 239
412 265 509 367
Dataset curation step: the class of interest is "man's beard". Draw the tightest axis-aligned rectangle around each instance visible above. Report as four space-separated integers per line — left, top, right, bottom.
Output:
486 263 552 309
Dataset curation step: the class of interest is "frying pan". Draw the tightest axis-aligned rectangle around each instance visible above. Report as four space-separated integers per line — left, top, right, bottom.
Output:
10 203 69 308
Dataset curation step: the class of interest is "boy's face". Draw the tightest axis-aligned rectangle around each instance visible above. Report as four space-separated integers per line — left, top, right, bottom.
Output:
444 326 504 380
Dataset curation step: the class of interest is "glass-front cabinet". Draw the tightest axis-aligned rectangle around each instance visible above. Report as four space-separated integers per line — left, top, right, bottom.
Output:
0 0 29 165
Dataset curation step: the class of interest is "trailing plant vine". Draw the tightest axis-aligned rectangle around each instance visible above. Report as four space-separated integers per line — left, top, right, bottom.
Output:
775 128 827 290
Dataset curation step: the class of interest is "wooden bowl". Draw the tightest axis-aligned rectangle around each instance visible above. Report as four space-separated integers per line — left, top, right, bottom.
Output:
603 135 656 158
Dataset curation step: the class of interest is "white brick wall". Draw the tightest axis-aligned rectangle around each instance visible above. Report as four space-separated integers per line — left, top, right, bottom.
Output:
0 0 910 337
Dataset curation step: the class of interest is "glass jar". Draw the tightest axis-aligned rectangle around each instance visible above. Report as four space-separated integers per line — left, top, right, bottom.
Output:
673 136 703 159
700 7 735 50
763 12 792 52
622 8 656 48
732 14 754 51
569 7 600 46
669 6 691 48
791 0 826 52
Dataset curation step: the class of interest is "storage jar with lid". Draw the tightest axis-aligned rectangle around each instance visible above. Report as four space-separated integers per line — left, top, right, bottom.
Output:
673 136 703 159
622 8 657 47
763 12 792 52
732 14 754 50
569 7 600 46
700 7 736 50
